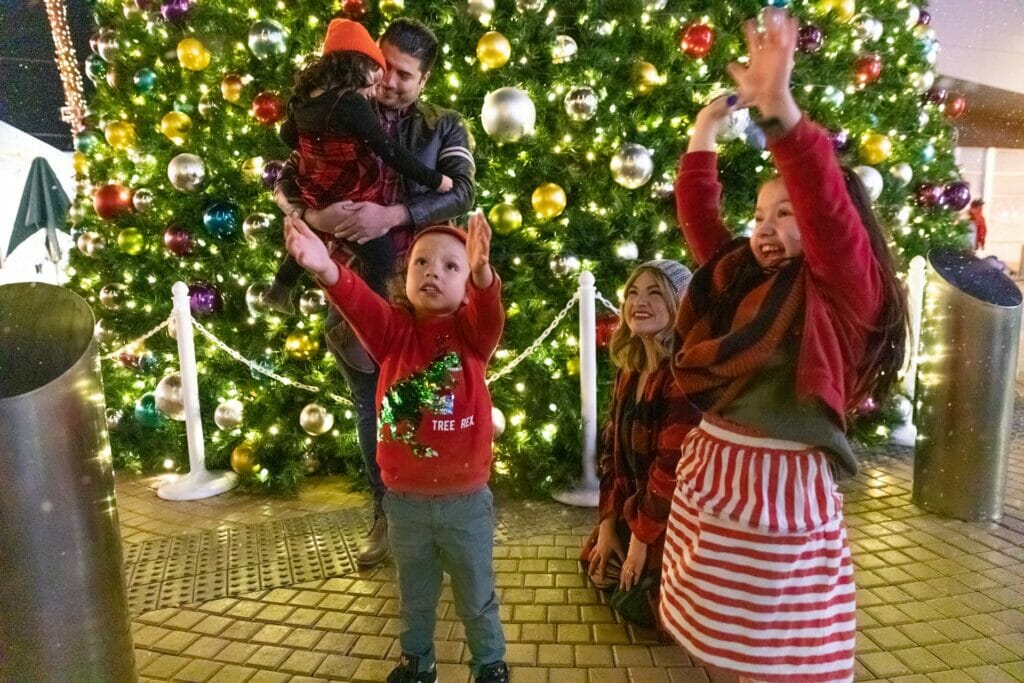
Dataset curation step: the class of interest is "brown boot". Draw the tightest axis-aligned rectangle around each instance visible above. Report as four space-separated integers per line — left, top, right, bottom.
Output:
357 514 389 566
261 281 295 315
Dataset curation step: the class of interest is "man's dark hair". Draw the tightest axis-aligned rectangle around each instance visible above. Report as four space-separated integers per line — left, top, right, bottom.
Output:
380 18 438 74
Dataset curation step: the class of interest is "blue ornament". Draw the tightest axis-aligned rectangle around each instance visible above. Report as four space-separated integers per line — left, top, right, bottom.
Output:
74 129 102 153
134 392 164 428
251 357 279 380
138 351 158 373
173 99 195 115
765 0 789 6
85 54 107 83
133 68 157 93
919 143 936 163
202 201 239 238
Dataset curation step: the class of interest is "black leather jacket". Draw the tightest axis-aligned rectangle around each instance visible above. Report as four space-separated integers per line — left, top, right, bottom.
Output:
276 100 476 228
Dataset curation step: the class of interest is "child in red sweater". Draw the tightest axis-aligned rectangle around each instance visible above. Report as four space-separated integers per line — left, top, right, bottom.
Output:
660 8 907 682
284 211 508 683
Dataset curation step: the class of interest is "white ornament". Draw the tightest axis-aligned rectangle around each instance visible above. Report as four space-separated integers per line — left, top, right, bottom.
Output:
564 86 598 122
552 35 577 64
481 87 536 143
214 399 244 430
716 107 751 142
491 407 506 439
853 165 884 202
609 144 654 189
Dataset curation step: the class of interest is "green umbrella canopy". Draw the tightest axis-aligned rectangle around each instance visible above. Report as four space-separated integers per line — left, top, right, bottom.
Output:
7 157 71 263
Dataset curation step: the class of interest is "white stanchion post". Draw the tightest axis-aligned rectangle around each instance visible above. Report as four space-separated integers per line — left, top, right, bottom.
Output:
553 271 600 507
157 281 239 500
892 255 927 447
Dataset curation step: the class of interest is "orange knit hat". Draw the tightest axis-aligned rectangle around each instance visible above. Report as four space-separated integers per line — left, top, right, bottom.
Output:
321 18 387 72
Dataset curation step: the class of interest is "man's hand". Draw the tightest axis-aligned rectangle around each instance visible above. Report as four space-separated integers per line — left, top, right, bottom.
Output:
283 216 339 285
321 201 409 244
467 210 493 289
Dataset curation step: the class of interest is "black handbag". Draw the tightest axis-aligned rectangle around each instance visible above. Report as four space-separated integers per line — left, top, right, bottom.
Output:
608 573 657 627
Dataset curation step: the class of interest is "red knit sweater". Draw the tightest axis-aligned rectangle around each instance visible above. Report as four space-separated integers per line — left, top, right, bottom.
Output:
674 117 883 426
324 265 504 495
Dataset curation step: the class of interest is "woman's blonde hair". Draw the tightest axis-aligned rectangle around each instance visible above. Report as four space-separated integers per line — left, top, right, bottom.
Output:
608 265 683 372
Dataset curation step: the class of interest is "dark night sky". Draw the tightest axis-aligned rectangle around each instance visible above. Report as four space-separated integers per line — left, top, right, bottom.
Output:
0 0 93 151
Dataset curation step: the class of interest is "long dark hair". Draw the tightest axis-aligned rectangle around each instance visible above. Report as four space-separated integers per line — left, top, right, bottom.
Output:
841 166 909 405
293 51 380 100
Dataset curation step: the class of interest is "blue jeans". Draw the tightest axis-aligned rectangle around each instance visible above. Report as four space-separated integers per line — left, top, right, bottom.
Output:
325 306 385 510
383 487 505 677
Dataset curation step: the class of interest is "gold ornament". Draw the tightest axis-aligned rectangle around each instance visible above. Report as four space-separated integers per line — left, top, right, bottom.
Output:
476 31 511 70
104 120 136 150
859 133 892 165
488 203 523 235
177 37 211 71
285 331 320 361
531 183 567 220
819 0 856 23
231 442 258 474
299 403 335 436
73 151 89 175
241 156 265 180
117 228 145 255
379 0 405 16
566 357 580 375
632 61 663 95
160 111 192 145
221 73 245 103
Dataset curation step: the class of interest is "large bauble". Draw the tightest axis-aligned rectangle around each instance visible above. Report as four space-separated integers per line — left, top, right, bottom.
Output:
104 120 136 150
177 37 210 71
476 31 511 70
610 144 654 189
163 222 195 257
532 183 566 220
242 212 275 242
160 110 192 144
481 87 536 143
230 442 257 474
285 331 320 361
214 398 244 430
491 406 506 439
488 203 523 235
889 162 913 187
299 403 335 436
552 35 577 64
132 187 154 212
167 153 205 192
188 281 223 316
942 181 971 211
154 372 186 420
563 86 598 122
852 165 884 202
93 184 132 221
134 392 164 428
99 283 128 310
202 201 239 239
245 282 272 315
248 20 289 60
116 228 145 255
299 289 327 315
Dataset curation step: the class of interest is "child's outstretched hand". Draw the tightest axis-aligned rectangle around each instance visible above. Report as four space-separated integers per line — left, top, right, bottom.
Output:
726 6 801 133
438 175 454 193
688 93 748 153
284 216 339 285
467 210 494 289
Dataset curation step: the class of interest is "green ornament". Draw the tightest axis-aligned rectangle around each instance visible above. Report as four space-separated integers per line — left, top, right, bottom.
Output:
74 129 102 154
134 392 163 428
133 68 157 93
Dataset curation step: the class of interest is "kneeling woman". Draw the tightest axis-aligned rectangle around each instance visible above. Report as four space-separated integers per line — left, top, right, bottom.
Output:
580 260 701 628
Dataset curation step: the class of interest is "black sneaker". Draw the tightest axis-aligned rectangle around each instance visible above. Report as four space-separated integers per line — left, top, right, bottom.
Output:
387 654 437 683
261 280 295 315
475 661 510 683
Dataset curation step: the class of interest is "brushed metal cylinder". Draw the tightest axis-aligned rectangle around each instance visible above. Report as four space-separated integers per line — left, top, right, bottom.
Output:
913 249 1022 521
0 283 136 681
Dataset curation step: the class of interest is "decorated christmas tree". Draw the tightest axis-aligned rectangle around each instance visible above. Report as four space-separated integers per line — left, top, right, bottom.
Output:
67 0 966 495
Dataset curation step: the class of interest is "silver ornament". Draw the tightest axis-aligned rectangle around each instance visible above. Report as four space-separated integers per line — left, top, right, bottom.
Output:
644 0 667 10
300 403 334 436
650 180 674 199
491 406 506 439
301 451 321 475
564 86 598 122
96 28 120 62
515 0 544 12
594 21 615 37
910 70 935 93
552 35 577 64
610 144 654 189
852 165 884 202
821 86 845 108
167 313 178 340
197 94 216 118
889 162 913 187
299 288 327 315
481 87 536 143
167 153 205 192
467 0 495 23
248 20 289 60
242 212 275 242
94 318 117 346
716 106 751 142
99 283 128 310
132 187 154 212
614 240 639 260
905 4 921 28
213 398 244 430
77 231 106 256
154 372 186 421
856 17 883 42
550 254 581 276
245 282 272 316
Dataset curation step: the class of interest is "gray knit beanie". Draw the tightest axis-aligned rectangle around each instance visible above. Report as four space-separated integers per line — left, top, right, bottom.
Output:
638 259 692 296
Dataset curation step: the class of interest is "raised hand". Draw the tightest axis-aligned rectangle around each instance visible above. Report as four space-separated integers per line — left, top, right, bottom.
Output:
467 210 494 289
689 92 749 153
726 6 801 132
283 216 339 285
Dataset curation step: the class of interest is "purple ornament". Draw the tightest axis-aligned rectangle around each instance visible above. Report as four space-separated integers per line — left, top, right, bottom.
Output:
924 87 947 105
942 181 971 211
826 128 849 152
261 160 285 190
188 281 223 316
915 182 943 208
160 0 191 23
857 396 879 414
797 24 824 54
163 222 194 257
918 10 931 26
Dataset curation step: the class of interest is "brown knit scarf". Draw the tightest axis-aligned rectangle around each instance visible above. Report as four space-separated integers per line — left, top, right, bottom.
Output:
672 238 806 412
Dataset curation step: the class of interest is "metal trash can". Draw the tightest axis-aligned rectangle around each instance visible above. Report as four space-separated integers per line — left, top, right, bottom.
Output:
913 249 1023 521
0 283 136 681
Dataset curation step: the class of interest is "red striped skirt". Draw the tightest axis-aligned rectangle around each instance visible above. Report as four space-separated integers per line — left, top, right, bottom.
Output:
659 418 855 683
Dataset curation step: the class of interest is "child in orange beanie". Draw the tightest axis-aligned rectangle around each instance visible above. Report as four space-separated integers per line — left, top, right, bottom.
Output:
264 18 452 316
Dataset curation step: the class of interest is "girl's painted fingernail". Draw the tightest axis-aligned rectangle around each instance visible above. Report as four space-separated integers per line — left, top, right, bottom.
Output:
726 94 738 106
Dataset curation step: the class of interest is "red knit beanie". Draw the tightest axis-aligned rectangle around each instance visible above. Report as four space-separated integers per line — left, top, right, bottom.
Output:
322 19 387 72
411 223 468 249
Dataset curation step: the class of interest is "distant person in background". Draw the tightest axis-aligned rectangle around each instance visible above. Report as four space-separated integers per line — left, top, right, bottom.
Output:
968 198 987 252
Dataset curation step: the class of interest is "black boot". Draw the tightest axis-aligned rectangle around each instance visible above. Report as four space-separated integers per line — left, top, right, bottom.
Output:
357 513 389 567
386 654 437 683
261 280 295 315
476 661 510 683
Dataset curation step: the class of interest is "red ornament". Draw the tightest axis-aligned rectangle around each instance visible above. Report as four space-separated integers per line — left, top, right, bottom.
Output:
119 351 141 370
595 313 620 349
93 184 133 221
853 53 882 85
944 94 967 119
680 23 715 58
342 0 365 19
251 91 285 125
